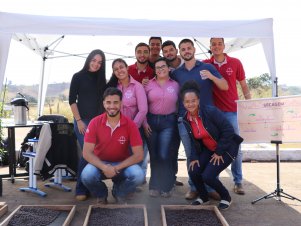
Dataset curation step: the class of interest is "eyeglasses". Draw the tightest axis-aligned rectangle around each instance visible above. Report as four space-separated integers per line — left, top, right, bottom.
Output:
155 65 168 71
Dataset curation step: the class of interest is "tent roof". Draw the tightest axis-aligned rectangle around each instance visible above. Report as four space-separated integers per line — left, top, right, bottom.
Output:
11 33 260 60
1 12 273 38
0 12 277 116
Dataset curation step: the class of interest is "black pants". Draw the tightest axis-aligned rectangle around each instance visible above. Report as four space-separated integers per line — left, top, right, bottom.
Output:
189 149 233 201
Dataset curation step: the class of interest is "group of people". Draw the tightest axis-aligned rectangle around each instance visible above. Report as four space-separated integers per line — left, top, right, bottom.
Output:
68 37 251 210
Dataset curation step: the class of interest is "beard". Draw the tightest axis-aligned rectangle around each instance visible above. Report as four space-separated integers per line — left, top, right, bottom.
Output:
166 55 177 62
137 59 148 64
106 109 120 118
181 53 194 61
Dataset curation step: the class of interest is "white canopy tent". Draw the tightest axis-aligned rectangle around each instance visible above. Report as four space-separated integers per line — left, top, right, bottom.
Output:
0 12 276 116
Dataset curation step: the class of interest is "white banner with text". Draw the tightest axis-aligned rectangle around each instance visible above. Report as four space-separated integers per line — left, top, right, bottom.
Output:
237 95 301 143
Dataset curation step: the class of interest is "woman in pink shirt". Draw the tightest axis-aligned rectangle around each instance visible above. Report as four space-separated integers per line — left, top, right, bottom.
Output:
107 58 148 180
107 58 148 128
144 57 179 198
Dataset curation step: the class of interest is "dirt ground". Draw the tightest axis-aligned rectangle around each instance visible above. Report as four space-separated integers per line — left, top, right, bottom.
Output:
0 161 301 226
1 126 301 225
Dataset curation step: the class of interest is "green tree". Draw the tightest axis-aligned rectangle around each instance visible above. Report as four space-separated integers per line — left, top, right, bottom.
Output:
247 73 272 98
247 73 271 89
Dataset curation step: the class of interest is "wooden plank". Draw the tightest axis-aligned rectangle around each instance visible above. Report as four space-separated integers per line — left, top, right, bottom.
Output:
213 206 229 226
0 202 8 218
0 205 22 226
161 205 229 226
83 204 148 226
0 205 76 226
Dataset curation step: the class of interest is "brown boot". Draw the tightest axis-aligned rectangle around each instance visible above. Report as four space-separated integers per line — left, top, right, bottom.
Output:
75 195 88 201
185 191 199 200
234 184 245 195
208 191 221 201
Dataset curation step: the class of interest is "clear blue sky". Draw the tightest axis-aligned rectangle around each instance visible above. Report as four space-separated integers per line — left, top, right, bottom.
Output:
1 0 301 88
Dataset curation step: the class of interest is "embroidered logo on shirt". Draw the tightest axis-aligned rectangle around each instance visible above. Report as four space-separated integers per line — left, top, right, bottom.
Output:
125 90 133 99
118 136 126 144
226 67 233 76
167 86 174 93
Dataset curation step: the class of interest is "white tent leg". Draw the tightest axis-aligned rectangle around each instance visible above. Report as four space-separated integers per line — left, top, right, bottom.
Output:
37 53 46 117
0 35 12 94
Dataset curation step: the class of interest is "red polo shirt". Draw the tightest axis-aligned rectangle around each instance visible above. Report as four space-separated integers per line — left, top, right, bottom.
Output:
203 54 245 112
84 113 142 162
187 112 217 152
128 62 154 84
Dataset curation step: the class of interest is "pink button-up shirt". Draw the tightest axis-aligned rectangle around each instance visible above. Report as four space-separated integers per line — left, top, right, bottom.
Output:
117 76 148 128
144 77 179 115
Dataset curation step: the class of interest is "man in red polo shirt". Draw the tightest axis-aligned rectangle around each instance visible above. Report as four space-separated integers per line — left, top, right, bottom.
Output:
203 37 252 195
128 42 154 185
81 87 144 204
149 36 162 68
128 42 154 86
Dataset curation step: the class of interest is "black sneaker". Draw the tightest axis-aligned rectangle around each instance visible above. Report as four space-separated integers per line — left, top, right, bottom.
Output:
218 197 232 210
191 198 210 205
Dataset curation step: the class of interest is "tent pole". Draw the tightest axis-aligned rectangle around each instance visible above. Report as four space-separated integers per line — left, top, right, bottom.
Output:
193 38 211 59
36 36 65 118
37 49 47 117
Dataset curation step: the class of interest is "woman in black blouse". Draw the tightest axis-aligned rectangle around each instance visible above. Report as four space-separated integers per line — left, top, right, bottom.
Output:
69 49 106 201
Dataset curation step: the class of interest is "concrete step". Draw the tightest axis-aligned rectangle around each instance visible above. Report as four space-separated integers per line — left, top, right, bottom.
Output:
178 143 301 161
243 148 301 162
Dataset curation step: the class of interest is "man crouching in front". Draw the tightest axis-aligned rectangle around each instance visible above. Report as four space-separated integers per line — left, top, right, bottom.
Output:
81 87 144 204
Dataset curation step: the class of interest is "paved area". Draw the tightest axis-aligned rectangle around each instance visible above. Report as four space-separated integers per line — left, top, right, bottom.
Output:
0 161 301 226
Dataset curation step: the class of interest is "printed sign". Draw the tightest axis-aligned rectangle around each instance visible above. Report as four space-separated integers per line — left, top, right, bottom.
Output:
237 95 301 143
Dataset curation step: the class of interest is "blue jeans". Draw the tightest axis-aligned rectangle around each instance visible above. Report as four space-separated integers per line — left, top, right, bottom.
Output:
177 117 197 192
189 148 233 201
74 118 91 195
81 162 144 198
222 112 243 185
170 128 181 183
146 113 177 192
139 127 149 178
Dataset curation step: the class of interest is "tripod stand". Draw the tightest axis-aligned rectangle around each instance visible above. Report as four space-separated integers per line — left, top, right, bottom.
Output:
252 140 301 204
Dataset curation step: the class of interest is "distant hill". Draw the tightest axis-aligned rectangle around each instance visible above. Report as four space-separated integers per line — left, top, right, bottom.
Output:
47 82 70 99
5 82 70 104
279 84 301 96
3 82 301 105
